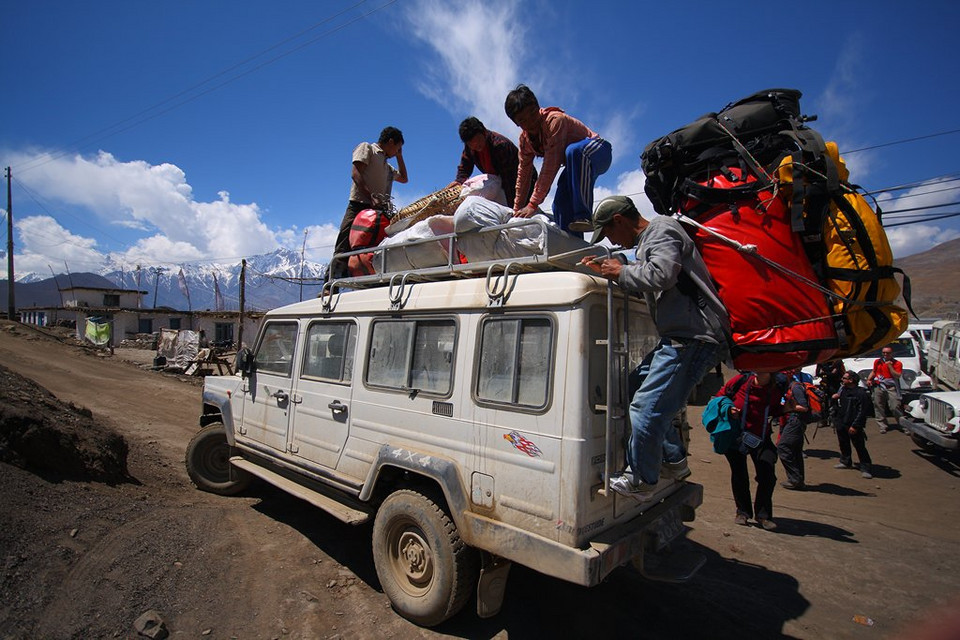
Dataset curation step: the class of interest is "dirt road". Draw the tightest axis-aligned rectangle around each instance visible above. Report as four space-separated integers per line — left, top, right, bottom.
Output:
2 320 960 639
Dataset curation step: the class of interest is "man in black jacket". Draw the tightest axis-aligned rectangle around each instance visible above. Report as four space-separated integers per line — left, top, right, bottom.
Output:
833 370 873 479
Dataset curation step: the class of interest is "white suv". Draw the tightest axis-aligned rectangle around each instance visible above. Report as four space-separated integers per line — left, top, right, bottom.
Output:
185 226 703 627
843 331 932 392
901 390 960 453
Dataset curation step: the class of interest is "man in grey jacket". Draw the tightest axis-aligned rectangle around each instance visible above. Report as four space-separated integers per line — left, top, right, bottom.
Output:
582 196 729 499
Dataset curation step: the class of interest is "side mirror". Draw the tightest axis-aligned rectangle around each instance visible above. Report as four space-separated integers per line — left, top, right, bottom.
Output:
235 347 254 378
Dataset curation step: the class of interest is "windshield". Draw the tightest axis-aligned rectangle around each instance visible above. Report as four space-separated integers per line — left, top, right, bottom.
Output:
861 337 916 360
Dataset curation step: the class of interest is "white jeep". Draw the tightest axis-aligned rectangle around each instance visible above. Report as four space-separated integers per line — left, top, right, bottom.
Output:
900 390 960 453
184 222 704 626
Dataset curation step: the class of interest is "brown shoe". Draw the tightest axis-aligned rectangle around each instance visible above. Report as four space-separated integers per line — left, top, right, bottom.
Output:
734 513 749 526
757 518 777 531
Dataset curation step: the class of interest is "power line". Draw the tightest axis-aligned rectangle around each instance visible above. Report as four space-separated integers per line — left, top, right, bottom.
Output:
874 183 960 203
880 200 960 216
884 211 960 228
13 0 400 175
842 128 960 154
865 173 960 196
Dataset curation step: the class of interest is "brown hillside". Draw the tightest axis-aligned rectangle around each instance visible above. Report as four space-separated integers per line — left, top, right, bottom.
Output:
895 236 960 319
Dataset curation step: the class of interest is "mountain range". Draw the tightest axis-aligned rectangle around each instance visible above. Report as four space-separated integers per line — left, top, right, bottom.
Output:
2 248 328 312
894 236 960 321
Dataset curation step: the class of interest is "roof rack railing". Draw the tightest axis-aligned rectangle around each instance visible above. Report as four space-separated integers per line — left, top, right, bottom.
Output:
326 217 602 291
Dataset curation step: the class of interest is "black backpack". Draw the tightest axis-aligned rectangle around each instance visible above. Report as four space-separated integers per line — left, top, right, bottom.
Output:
641 88 829 233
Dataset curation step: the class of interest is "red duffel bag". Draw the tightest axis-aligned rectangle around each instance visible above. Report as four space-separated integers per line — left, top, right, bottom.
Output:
348 209 389 276
680 168 839 372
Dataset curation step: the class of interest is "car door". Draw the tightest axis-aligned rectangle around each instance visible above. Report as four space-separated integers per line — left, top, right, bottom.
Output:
289 320 357 469
238 320 299 453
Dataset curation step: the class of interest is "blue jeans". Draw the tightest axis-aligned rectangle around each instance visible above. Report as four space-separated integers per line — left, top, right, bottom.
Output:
553 137 611 233
626 338 720 484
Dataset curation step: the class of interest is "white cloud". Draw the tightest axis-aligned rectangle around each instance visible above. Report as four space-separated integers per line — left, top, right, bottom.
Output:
886 224 960 258
282 223 340 263
2 149 342 273
593 169 654 219
819 34 864 127
880 176 960 257
816 33 879 182
404 0 526 137
4 215 106 278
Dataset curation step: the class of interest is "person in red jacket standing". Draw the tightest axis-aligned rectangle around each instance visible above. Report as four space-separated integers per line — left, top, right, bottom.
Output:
719 371 783 531
867 346 902 433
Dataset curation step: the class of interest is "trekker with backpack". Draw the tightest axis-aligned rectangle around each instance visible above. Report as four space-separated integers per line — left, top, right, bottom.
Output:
719 371 784 530
816 359 846 428
778 369 811 490
580 196 728 500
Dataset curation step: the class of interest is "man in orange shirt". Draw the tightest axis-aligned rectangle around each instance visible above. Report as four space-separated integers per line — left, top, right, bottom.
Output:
504 85 611 235
867 346 903 433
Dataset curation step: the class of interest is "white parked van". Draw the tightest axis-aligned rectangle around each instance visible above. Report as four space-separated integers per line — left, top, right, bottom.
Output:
185 222 704 626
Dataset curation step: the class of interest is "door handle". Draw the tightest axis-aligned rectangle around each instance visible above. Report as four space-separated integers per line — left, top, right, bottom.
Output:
328 400 347 413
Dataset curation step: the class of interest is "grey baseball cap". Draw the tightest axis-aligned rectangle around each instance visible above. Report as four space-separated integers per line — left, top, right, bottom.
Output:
591 196 638 244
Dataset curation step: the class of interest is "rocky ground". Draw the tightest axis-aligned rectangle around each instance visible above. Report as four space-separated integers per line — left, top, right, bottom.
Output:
2 319 960 639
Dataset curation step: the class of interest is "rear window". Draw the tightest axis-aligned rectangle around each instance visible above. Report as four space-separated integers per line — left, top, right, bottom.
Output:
476 316 553 410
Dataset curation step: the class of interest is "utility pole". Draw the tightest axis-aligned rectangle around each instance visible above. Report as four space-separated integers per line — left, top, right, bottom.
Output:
6 166 15 322
149 266 168 308
48 265 64 307
237 258 246 350
299 229 308 302
135 265 142 308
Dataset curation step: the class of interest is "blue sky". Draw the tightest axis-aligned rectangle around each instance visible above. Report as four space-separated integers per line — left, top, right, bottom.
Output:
2 0 959 279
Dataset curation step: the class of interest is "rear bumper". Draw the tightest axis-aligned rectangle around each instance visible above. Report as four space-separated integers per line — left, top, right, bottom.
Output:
461 482 703 587
900 418 959 450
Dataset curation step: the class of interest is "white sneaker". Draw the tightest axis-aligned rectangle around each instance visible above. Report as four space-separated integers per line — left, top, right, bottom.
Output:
609 473 656 500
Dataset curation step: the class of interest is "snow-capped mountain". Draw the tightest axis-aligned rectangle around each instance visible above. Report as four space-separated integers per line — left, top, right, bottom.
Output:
104 248 329 312
9 249 329 312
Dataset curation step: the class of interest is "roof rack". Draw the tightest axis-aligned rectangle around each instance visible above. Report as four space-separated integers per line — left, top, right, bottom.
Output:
326 217 608 290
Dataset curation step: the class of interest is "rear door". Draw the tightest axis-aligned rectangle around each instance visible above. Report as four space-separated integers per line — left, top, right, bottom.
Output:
238 321 299 453
290 320 357 469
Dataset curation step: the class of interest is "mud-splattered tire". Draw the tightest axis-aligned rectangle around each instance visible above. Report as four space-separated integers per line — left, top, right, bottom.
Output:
372 489 479 627
185 425 251 495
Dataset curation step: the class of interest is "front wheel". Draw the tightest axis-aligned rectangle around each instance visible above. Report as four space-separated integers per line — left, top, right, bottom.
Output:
372 489 479 627
185 424 251 495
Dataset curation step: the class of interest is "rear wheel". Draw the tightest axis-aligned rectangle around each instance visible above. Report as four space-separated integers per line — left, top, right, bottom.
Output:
372 488 478 627
185 425 251 495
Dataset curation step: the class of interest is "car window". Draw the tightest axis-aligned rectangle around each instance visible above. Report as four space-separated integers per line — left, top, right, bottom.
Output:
255 322 298 376
302 322 356 383
862 337 915 360
477 316 552 409
367 319 455 395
